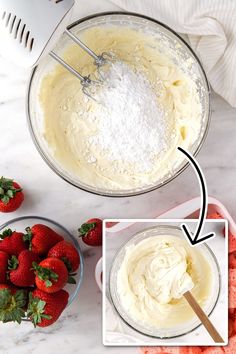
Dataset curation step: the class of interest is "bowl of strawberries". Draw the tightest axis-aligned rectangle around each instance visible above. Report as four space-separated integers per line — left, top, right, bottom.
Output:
0 215 84 327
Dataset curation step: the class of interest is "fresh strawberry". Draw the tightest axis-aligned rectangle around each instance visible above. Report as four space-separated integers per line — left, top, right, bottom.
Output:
0 285 27 323
27 288 69 327
48 240 80 272
24 224 63 256
78 218 102 246
0 177 24 213
0 251 8 283
0 229 27 256
9 250 40 287
33 258 69 293
229 251 236 268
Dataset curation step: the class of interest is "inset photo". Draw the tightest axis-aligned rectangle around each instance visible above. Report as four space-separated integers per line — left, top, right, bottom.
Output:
103 219 228 347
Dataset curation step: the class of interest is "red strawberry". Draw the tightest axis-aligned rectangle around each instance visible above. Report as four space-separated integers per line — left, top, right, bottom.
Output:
27 288 69 327
0 229 27 256
182 348 202 354
138 348 163 354
78 218 102 246
229 231 236 253
229 318 235 337
0 177 24 213
229 251 236 268
24 224 63 256
202 348 224 353
9 250 40 287
0 285 27 323
224 334 236 353
207 212 222 219
229 269 236 287
229 285 236 309
0 251 8 283
33 258 69 293
48 240 80 272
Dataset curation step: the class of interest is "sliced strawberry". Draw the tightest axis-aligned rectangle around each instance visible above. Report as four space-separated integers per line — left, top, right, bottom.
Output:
229 317 235 337
229 252 236 268
202 347 224 353
224 334 236 353
229 285 236 309
207 212 222 219
140 349 163 354
229 232 236 253
229 269 236 287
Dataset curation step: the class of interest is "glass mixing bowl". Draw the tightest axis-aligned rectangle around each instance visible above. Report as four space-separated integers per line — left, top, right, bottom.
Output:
0 216 84 320
109 225 220 339
27 12 210 197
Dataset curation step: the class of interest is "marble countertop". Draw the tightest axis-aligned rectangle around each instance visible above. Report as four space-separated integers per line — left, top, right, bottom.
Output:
0 0 235 353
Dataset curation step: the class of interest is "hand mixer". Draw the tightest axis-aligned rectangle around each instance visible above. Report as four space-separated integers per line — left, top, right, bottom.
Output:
0 0 111 97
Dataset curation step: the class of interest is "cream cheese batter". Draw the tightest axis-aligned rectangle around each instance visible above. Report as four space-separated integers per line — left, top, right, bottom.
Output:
40 27 203 191
117 235 212 329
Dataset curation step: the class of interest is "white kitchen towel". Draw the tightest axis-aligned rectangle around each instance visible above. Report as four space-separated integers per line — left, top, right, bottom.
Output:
109 0 236 107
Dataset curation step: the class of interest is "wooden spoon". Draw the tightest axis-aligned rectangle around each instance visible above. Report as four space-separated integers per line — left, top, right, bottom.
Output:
184 291 224 343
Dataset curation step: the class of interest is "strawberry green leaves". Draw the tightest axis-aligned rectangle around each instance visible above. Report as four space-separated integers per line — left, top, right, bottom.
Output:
0 289 27 324
0 177 22 205
78 222 96 237
32 262 58 288
27 293 52 328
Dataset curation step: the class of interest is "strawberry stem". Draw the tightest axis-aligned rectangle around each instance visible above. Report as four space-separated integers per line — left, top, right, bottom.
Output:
0 289 27 324
0 177 22 205
32 262 58 287
0 228 13 240
27 293 52 327
8 255 19 270
78 222 96 237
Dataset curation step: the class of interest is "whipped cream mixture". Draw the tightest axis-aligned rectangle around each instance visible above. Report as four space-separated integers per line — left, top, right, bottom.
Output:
117 235 212 329
40 27 203 191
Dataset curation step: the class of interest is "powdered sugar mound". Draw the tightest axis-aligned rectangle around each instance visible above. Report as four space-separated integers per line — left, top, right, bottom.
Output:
87 61 168 172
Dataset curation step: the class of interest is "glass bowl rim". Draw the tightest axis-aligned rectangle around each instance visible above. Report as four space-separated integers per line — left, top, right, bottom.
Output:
26 11 211 198
0 215 84 309
108 224 221 339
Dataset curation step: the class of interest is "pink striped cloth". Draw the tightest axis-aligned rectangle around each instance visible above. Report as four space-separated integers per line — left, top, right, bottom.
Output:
110 0 236 107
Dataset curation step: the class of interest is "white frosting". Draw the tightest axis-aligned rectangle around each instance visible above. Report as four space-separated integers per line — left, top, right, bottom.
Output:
117 235 211 329
40 27 203 191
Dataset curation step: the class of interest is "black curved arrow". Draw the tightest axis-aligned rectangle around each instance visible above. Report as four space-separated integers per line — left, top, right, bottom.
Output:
178 147 215 246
